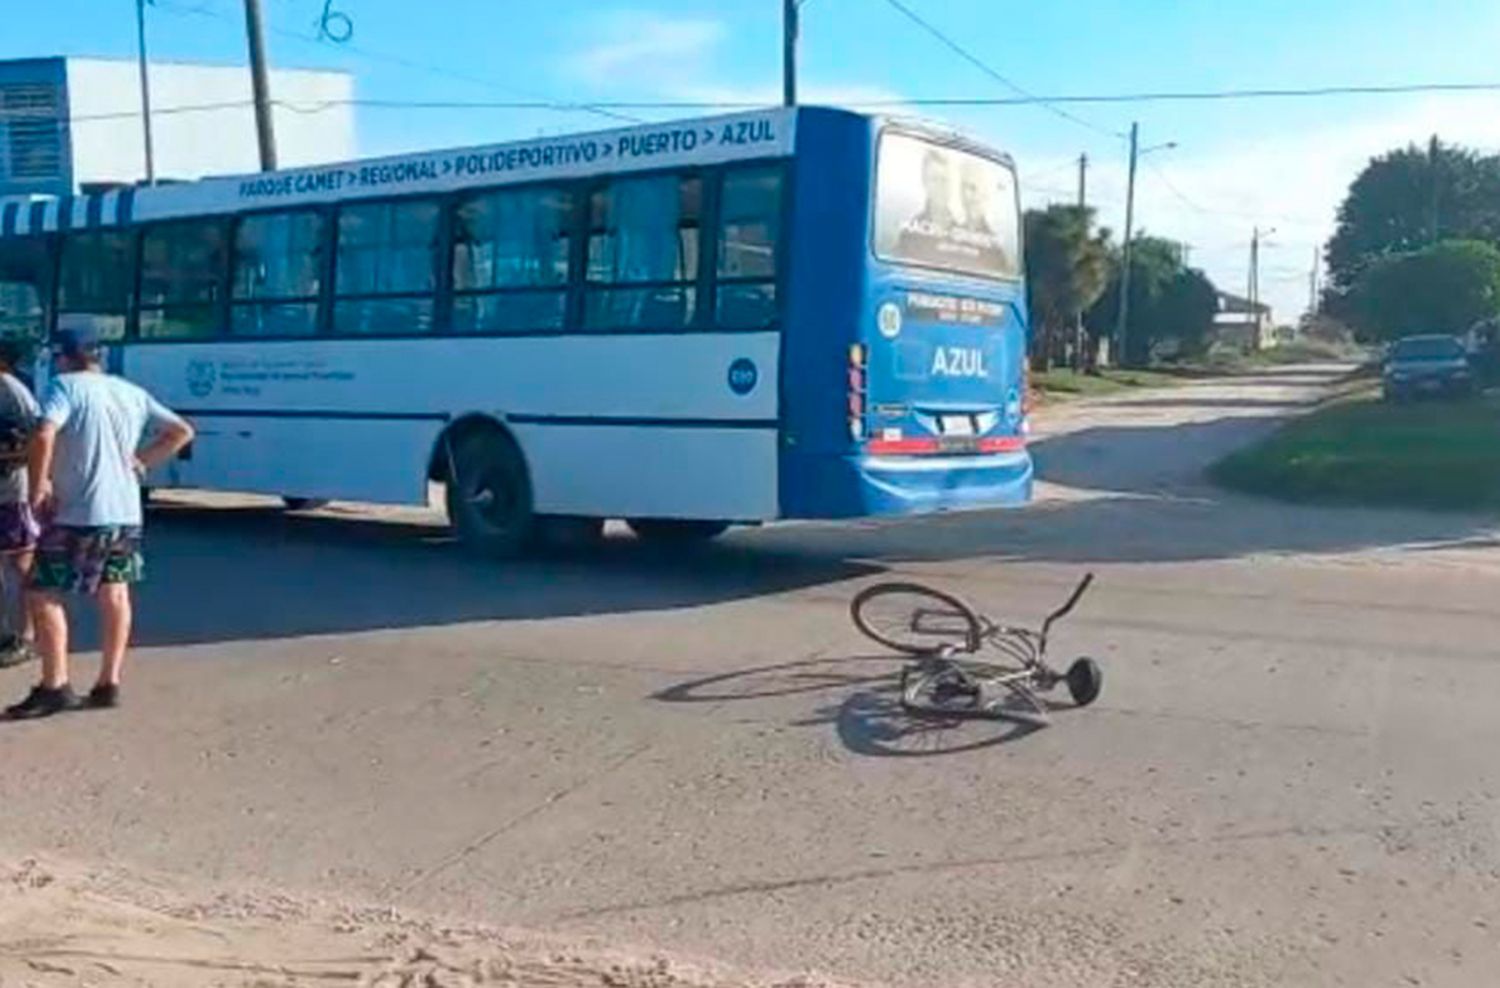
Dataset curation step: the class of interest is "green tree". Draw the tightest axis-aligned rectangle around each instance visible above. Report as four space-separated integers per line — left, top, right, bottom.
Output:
1155 267 1219 357
1349 239 1500 341
1326 139 1500 304
1085 236 1216 365
1022 205 1112 370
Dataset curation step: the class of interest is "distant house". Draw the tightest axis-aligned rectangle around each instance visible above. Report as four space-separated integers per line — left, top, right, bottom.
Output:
1212 291 1274 350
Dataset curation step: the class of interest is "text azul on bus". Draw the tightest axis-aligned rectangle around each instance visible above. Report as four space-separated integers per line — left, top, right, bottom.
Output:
931 346 990 379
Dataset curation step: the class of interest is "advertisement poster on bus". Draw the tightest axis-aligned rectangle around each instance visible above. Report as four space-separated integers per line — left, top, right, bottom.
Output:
874 133 1020 281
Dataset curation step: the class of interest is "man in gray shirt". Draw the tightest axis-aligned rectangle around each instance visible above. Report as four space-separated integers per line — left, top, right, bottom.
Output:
6 327 194 719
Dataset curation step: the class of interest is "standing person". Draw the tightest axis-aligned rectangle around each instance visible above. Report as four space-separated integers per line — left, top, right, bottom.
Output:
5 327 194 719
0 339 40 668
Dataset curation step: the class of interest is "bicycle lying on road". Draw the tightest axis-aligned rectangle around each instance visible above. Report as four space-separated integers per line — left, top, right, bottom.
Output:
850 574 1102 721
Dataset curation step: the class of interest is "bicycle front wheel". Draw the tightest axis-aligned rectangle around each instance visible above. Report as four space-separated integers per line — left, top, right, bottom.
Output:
850 582 982 655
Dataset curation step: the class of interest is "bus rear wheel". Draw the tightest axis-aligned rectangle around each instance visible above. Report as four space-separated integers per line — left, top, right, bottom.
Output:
445 431 534 558
626 519 730 544
530 515 605 554
282 497 330 511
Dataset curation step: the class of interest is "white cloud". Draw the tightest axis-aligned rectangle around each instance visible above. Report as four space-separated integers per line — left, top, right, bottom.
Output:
1021 93 1500 320
565 13 727 87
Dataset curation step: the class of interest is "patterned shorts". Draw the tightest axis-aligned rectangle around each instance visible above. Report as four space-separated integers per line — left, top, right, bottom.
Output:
0 502 39 554
31 526 144 596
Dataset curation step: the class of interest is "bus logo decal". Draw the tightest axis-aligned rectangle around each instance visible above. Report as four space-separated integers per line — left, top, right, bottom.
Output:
877 301 903 339
727 358 759 396
186 360 217 398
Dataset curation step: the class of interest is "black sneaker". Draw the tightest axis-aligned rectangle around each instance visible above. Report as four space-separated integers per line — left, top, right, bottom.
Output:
5 684 79 720
0 638 33 669
87 683 119 709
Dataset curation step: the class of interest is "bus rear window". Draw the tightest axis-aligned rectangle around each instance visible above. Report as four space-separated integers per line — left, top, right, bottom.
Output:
874 132 1019 280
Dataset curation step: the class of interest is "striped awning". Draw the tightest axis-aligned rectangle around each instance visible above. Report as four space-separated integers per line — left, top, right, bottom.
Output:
0 188 136 239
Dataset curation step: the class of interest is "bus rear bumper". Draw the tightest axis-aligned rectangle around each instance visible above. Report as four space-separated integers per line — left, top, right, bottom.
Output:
781 449 1033 519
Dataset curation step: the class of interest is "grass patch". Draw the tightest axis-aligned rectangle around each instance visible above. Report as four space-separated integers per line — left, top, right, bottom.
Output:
1032 366 1186 400
1210 389 1500 511
1168 340 1367 374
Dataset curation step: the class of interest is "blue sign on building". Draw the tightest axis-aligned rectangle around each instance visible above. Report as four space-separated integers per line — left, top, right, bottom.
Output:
0 57 71 200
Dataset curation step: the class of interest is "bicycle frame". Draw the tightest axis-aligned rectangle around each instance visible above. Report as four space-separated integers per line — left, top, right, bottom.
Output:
901 572 1096 719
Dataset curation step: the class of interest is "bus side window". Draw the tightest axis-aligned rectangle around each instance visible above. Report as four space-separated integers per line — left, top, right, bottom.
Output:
584 174 701 331
231 210 325 338
58 230 133 342
0 237 51 360
333 200 440 336
139 220 227 340
451 186 571 334
716 167 783 329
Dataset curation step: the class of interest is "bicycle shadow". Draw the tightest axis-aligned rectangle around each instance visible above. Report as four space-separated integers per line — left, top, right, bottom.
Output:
653 654 1066 757
826 688 1049 757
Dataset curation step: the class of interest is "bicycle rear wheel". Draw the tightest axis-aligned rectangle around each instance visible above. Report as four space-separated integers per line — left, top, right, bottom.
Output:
850 582 982 655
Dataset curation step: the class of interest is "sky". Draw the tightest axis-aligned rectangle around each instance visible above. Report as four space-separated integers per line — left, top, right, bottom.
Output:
6 0 1500 320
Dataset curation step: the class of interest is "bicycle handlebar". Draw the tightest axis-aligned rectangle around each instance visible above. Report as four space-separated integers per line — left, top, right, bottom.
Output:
1040 572 1095 642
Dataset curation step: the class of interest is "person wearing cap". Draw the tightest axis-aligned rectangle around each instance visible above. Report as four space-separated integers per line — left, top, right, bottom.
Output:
5 326 194 719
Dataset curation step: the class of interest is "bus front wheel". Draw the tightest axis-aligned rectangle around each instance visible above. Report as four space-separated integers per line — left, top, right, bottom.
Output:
626 518 730 544
445 431 534 557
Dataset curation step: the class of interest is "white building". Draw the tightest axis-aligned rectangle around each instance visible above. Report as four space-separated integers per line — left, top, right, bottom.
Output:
0 56 354 199
1212 291 1275 351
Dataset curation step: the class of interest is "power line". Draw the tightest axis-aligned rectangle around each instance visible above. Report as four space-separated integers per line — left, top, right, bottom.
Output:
872 0 1123 140
930 79 1500 105
150 0 645 124
12 78 1495 125
1142 159 1328 227
202 79 1500 111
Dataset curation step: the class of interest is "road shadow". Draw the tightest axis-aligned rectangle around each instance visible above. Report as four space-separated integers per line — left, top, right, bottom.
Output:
752 413 1498 567
62 385 1494 650
830 689 1048 757
653 654 1052 757
86 503 879 649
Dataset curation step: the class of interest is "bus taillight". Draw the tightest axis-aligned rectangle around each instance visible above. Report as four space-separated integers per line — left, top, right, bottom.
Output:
848 344 867 440
865 436 1026 456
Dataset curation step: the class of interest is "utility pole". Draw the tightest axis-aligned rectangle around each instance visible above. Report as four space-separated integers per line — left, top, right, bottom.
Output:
1112 122 1140 366
1248 227 1259 319
134 0 156 183
1248 226 1271 348
1308 246 1320 314
1072 152 1089 370
243 0 277 171
1428 134 1440 245
782 0 799 107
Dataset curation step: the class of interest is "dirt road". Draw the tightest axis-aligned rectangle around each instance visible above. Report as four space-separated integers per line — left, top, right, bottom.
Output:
3 364 1499 987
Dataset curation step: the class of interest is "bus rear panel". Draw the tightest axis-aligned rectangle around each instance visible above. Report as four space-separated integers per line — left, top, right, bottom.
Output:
780 109 1032 520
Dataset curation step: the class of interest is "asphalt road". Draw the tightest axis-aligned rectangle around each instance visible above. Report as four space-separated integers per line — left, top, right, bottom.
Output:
4 363 1500 987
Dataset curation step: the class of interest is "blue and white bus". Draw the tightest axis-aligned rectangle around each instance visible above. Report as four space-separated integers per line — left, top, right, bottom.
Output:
0 107 1030 554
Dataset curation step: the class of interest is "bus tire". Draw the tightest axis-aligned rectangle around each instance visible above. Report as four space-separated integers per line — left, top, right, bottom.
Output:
445 430 534 558
530 515 605 554
626 518 730 544
282 497 330 511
